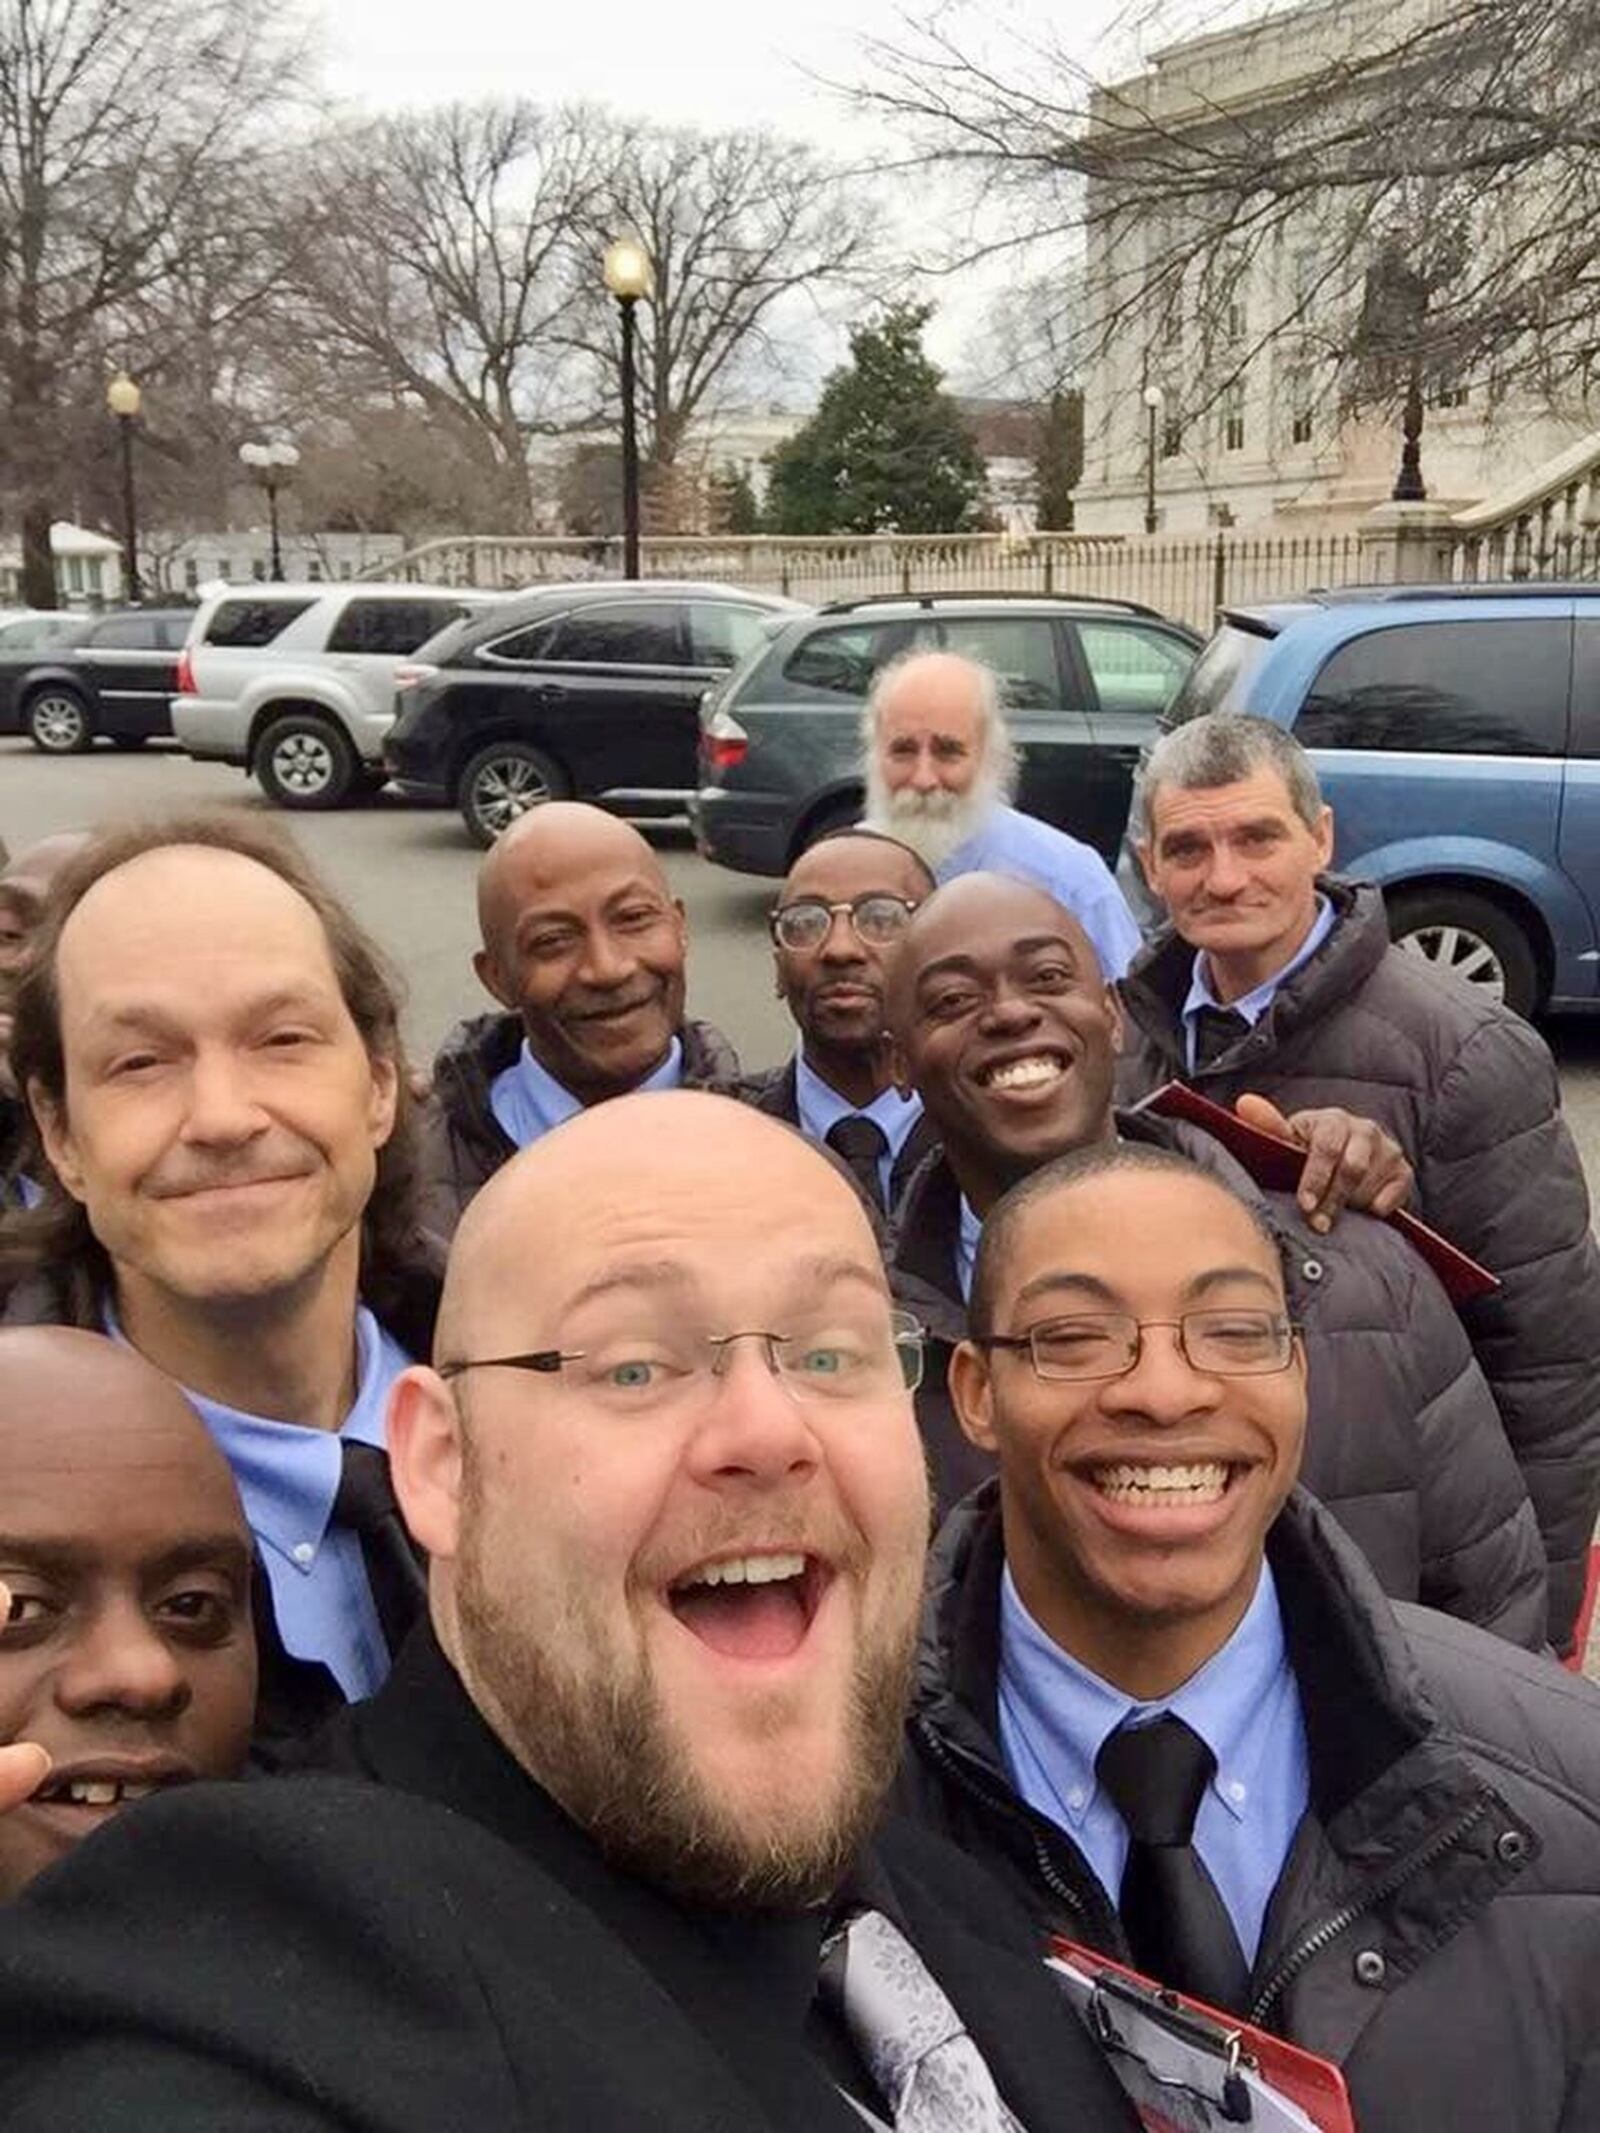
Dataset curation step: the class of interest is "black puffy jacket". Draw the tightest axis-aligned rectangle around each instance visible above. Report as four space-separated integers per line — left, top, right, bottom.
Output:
888 1111 1549 1649
1117 875 1600 1650
897 1484 1600 2133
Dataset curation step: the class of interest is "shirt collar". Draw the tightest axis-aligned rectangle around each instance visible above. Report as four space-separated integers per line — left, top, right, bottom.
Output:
998 1558 1288 1829
505 1032 684 1138
1183 892 1336 1031
954 1193 983 1304
792 1047 922 1156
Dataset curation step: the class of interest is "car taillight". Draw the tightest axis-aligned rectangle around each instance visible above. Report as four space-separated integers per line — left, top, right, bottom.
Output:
174 648 196 694
700 708 749 774
394 662 438 692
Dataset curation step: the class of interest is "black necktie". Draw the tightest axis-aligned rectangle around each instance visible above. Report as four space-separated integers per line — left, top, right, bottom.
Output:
333 1441 427 1659
1096 1715 1252 2013
1191 1005 1251 1071
825 1115 890 1214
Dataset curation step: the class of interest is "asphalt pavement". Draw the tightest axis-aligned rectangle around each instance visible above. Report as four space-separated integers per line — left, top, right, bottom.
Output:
6 737 1600 1670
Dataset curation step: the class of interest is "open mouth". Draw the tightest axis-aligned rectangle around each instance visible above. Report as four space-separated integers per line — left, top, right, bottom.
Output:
976 1049 1071 1094
29 1764 191 1817
1089 1460 1235 1506
666 1550 831 1662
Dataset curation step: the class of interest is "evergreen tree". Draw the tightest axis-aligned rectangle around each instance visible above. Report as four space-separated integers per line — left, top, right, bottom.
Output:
1034 389 1084 530
764 305 987 534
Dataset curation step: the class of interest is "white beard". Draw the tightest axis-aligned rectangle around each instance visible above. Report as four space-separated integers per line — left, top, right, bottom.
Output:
863 755 1007 872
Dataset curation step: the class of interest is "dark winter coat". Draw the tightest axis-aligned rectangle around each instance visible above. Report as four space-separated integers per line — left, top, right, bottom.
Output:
736 1056 941 1215
418 1009 742 1237
1117 875 1600 1649
895 1484 1600 2133
888 1113 1549 1649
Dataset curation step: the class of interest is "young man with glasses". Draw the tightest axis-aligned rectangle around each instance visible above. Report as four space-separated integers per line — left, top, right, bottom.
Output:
741 830 938 1215
0 1096 1139 2133
896 1140 1600 2133
882 870 1548 1647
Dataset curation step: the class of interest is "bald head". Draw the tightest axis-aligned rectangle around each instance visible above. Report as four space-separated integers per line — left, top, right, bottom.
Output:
0 1327 256 1897
0 832 91 915
470 804 690 1105
885 871 1122 1209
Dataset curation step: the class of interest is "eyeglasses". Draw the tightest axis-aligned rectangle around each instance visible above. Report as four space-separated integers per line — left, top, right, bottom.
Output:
439 1310 926 1409
973 1310 1300 1383
768 894 920 953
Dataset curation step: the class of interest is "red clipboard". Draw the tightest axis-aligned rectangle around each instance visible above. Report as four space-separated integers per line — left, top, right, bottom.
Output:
1132 1080 1500 1309
1049 1936 1358 2133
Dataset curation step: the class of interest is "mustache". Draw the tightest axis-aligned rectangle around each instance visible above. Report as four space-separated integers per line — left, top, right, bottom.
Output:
145 1136 320 1200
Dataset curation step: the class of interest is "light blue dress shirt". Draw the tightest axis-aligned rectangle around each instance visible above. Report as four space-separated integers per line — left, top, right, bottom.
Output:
1181 895 1336 1073
997 1561 1311 1964
793 1050 924 1206
110 1304 414 1700
489 1034 683 1147
938 803 1143 980
954 1192 984 1304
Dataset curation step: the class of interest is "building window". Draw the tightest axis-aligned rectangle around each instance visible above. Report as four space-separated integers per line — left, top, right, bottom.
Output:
1226 298 1247 341
1161 414 1183 460
251 558 267 582
1291 407 1313 445
1432 378 1469 409
1223 381 1246 453
184 558 199 590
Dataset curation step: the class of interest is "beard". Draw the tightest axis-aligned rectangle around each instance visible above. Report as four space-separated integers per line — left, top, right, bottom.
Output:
863 748 1014 871
449 1451 920 1913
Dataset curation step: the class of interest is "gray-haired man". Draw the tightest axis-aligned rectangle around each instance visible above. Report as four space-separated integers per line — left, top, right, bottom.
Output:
1116 709 1600 1654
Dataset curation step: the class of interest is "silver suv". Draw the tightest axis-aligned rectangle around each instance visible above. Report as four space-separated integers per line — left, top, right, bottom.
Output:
173 584 504 809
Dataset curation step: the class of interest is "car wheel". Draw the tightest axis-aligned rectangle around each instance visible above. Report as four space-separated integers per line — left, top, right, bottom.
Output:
256 713 358 810
25 688 92 755
458 741 569 847
1386 886 1541 1019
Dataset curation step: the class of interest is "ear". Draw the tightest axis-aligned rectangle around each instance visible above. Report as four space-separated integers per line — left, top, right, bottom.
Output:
27 1079 87 1204
1312 805 1335 870
368 1050 400 1150
889 1034 914 1099
1102 982 1125 1052
1134 839 1157 892
473 945 514 1011
387 1366 464 1563
949 1338 1000 1454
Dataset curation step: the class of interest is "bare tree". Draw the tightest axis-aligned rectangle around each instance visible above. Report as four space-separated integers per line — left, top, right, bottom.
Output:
854 0 1600 433
0 0 308 601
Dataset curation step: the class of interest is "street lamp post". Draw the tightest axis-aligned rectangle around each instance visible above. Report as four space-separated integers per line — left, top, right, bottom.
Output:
1141 384 1165 536
106 373 142 603
602 237 654 580
238 439 301 580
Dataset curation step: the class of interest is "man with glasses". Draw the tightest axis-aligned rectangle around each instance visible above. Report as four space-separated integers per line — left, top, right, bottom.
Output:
0 1094 1138 2133
897 1141 1600 2133
884 871 1547 1646
742 830 938 1215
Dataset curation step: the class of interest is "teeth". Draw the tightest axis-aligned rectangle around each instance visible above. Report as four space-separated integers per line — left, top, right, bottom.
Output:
986 1055 1064 1091
680 1552 807 1590
67 1780 121 1806
1092 1462 1231 1504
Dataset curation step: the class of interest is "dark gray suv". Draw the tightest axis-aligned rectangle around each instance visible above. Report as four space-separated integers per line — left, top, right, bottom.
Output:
689 593 1200 877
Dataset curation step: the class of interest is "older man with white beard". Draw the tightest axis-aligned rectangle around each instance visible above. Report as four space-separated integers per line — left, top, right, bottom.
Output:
860 650 1142 979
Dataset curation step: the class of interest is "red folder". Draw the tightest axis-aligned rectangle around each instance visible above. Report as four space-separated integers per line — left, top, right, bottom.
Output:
1049 1936 1358 2133
1132 1080 1500 1308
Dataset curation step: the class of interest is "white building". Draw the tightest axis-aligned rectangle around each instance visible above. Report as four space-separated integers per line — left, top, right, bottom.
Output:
142 528 407 598
1073 0 1597 534
0 522 122 608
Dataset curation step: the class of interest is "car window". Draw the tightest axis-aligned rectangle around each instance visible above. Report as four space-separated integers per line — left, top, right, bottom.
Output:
86 614 160 650
0 616 87 651
781 622 904 698
150 614 191 650
482 618 561 663
1076 621 1192 715
1295 620 1569 755
326 598 468 656
1568 618 1600 758
688 602 776 670
932 615 1061 710
548 604 686 666
1164 622 1274 726
204 598 316 649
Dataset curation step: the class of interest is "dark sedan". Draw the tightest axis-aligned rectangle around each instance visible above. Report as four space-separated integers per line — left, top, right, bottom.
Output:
384 580 806 845
0 608 192 752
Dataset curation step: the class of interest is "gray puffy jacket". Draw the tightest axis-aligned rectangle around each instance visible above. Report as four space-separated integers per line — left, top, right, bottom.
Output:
1117 876 1600 1649
889 1111 1550 1649
897 1485 1600 2133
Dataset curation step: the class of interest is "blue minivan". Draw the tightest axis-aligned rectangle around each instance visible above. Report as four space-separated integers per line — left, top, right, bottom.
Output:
1144 584 1600 1018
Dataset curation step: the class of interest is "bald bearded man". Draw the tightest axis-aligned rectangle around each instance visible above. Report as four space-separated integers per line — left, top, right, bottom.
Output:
0 1327 255 1901
0 1097 1137 2132
420 804 741 1234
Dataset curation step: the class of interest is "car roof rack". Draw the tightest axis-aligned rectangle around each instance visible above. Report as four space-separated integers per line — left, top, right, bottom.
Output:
1304 581 1600 605
815 589 1165 621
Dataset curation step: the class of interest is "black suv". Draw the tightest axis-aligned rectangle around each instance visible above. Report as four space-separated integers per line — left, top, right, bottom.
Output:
384 580 806 845
0 608 193 752
688 593 1201 876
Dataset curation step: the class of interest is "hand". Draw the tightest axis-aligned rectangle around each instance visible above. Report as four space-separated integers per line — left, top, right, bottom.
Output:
0 1585 49 1813
1234 1093 1414 1233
